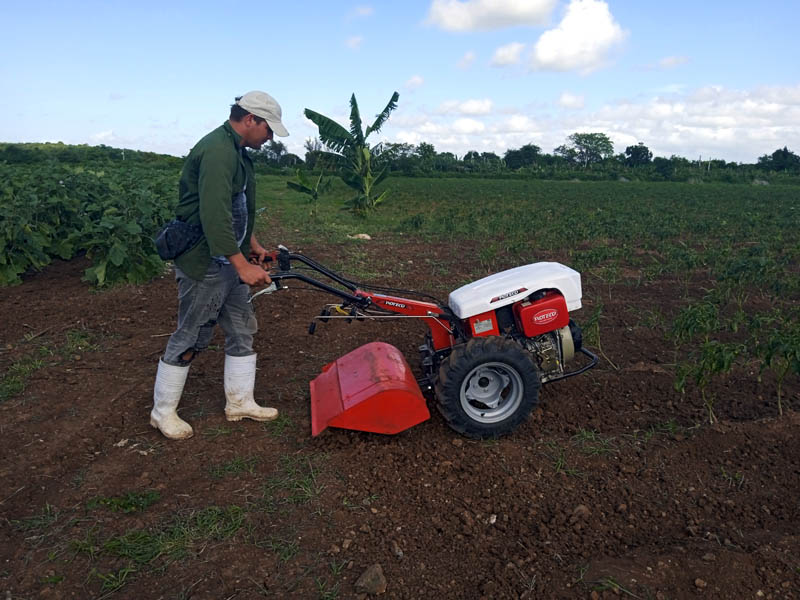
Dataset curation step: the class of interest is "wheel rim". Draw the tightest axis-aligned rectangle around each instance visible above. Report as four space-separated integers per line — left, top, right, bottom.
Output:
459 361 524 424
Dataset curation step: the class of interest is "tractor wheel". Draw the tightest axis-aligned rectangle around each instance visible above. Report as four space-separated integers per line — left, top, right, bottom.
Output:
434 336 540 439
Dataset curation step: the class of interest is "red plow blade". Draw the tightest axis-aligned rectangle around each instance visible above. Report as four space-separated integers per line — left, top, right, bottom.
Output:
310 342 430 436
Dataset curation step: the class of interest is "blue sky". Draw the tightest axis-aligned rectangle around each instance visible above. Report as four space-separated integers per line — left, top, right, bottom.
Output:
2 0 798 162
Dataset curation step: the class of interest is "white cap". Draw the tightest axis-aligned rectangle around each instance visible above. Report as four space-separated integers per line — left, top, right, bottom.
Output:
235 91 289 137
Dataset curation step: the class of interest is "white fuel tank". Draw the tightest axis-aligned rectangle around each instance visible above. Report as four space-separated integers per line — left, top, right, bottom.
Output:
448 262 582 319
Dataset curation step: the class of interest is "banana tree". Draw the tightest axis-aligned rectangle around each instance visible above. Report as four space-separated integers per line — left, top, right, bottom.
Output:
304 91 399 215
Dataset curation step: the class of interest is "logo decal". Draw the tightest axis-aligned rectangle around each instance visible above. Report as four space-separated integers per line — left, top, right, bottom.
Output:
383 300 407 309
533 309 558 324
490 287 528 303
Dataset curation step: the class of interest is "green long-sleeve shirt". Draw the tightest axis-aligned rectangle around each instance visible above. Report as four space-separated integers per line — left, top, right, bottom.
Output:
174 121 256 281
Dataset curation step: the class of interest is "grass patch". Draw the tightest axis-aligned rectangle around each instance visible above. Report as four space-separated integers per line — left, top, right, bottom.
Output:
263 412 294 437
0 356 45 402
11 503 59 532
571 429 617 455
88 490 160 513
69 525 102 560
316 576 341 600
209 456 260 479
60 328 100 357
541 443 583 477
103 505 246 566
263 455 326 507
91 564 137 596
263 536 300 562
1 328 101 402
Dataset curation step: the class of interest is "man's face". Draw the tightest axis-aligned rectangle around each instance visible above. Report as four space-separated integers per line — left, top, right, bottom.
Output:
243 115 274 149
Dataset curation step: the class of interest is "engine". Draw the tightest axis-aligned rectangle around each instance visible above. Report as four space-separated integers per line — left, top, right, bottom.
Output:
418 262 587 385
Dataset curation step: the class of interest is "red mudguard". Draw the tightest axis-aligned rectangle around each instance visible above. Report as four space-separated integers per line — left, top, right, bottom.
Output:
310 342 430 436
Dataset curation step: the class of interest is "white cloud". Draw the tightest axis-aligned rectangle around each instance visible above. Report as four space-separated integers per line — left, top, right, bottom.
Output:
558 92 584 109
405 75 424 91
458 51 476 69
345 36 363 50
426 0 556 31
437 98 493 115
491 42 526 67
453 118 486 134
375 84 800 163
531 0 627 73
497 114 538 133
658 55 689 69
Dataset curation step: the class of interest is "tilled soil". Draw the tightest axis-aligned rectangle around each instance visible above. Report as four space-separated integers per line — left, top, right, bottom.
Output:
1 236 798 600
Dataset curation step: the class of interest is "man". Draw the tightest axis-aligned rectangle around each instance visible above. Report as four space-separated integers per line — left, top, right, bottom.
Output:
150 91 289 440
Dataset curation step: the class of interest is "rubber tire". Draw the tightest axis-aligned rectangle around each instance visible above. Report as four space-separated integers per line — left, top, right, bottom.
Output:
434 336 540 439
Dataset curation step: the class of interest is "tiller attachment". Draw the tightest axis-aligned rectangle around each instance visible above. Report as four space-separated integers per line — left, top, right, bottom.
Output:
310 342 430 436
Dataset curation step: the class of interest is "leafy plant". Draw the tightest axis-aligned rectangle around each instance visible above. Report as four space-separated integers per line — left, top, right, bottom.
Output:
583 303 619 370
670 300 720 346
756 317 800 416
0 163 177 288
287 168 332 218
676 340 744 424
304 91 399 214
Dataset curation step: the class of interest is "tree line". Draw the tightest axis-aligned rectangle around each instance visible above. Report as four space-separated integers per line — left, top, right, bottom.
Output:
253 132 800 184
3 135 799 185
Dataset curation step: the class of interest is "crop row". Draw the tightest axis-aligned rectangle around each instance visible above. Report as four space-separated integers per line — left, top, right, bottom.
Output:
0 164 177 287
269 175 800 416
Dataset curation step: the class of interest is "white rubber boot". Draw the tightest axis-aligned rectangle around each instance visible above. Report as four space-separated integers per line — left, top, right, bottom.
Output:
224 354 278 422
150 360 193 439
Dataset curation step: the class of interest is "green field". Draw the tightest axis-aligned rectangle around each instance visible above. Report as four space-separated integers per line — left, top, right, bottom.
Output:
262 174 799 286
2 168 799 597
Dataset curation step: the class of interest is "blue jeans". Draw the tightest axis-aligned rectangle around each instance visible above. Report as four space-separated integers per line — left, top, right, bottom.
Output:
162 261 257 366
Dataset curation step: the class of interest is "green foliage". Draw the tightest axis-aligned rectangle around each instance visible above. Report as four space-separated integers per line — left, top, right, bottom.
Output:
304 91 399 214
754 314 800 415
670 301 720 344
0 162 178 287
676 341 745 424
557 133 615 168
503 143 541 170
287 169 332 217
624 143 653 167
757 146 800 172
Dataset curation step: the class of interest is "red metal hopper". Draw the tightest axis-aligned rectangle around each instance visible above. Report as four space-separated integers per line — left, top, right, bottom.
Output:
310 342 430 436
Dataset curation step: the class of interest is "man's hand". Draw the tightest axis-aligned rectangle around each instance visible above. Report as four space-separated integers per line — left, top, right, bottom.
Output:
228 253 272 286
249 236 268 266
